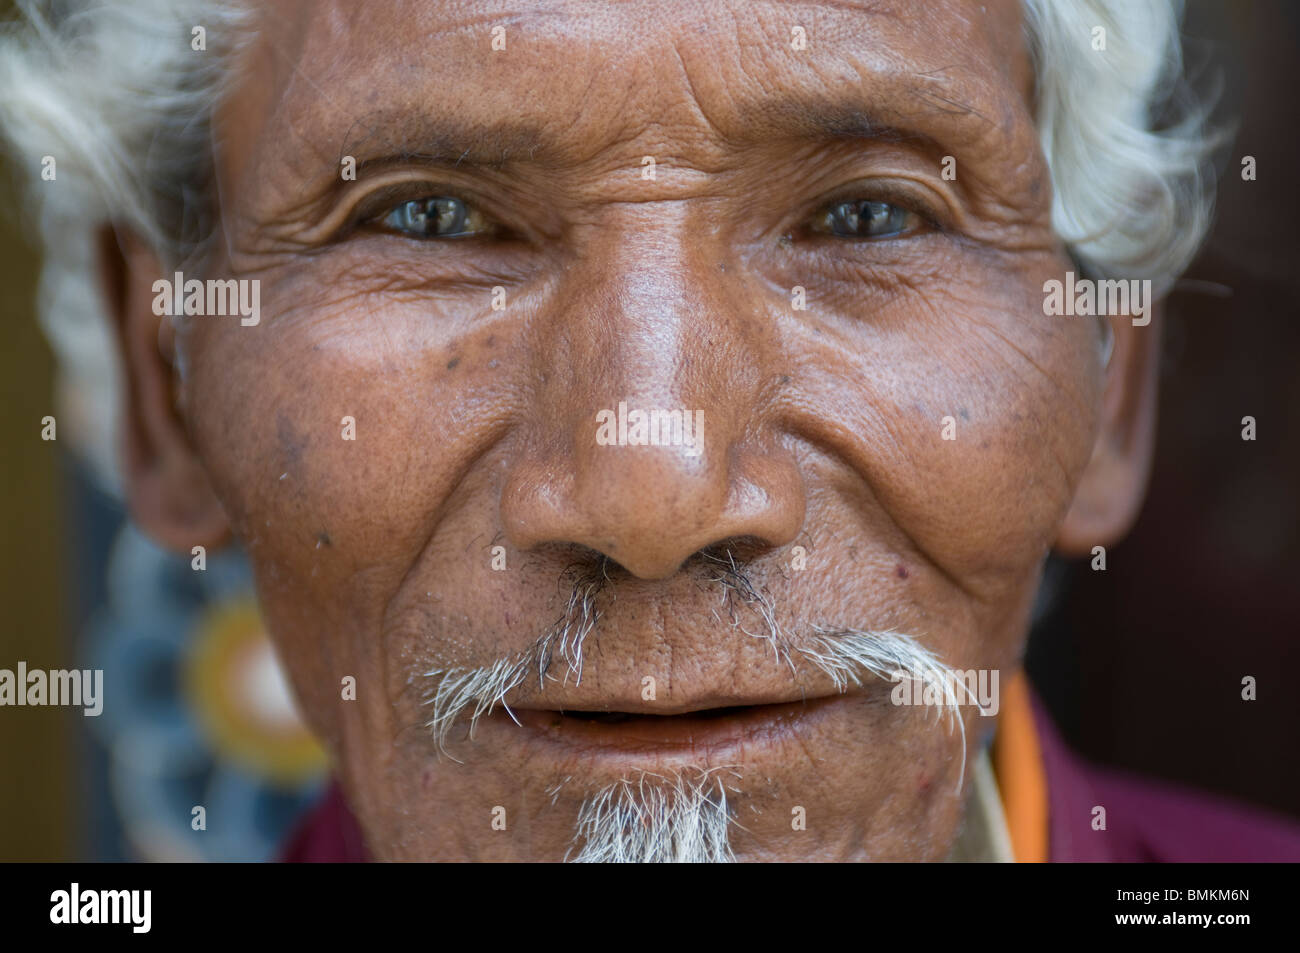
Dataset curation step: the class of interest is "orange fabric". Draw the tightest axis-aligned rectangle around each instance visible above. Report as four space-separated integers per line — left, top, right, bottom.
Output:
991 670 1049 862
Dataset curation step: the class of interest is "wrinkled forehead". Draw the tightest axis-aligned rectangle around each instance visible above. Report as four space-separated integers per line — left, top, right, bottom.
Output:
218 0 1035 189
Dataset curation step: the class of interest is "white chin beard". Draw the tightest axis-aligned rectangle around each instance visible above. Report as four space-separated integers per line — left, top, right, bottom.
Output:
569 769 737 863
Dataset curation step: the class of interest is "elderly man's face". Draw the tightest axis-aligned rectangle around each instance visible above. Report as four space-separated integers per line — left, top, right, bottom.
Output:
111 0 1156 860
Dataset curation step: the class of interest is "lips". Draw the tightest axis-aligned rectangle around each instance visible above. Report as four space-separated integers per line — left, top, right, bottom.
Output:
506 693 849 760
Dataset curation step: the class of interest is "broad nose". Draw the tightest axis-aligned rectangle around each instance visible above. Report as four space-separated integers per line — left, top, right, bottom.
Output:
499 216 805 579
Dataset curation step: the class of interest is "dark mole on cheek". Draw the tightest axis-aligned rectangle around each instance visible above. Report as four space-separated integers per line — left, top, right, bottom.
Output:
316 531 332 548
446 357 460 370
896 564 910 579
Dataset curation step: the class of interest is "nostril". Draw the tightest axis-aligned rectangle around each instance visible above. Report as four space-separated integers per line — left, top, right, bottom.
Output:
500 428 805 581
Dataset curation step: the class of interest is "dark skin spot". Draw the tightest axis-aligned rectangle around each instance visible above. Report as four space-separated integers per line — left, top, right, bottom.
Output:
446 357 460 370
276 412 306 466
896 564 909 579
317 531 332 547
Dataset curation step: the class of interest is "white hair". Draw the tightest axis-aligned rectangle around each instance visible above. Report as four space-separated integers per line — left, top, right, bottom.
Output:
0 0 248 492
569 768 738 863
1021 0 1219 292
0 0 1220 491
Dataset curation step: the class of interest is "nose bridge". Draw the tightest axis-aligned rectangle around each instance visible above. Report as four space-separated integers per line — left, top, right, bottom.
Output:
591 232 706 407
500 208 803 579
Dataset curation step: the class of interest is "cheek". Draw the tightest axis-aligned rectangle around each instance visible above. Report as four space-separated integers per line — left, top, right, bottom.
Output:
896 297 1097 567
177 289 519 730
182 282 510 553
785 250 1101 600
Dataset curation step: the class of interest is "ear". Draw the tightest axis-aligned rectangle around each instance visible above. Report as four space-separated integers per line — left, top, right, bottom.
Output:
97 225 231 553
1053 306 1163 557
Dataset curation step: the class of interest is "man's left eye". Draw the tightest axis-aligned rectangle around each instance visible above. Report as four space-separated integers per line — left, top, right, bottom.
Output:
378 196 490 238
812 200 922 239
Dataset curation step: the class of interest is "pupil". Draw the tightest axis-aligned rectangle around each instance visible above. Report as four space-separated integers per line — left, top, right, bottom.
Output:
403 197 466 235
834 200 899 237
432 198 464 234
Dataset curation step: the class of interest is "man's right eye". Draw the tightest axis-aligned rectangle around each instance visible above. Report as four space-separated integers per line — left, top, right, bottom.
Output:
378 196 491 238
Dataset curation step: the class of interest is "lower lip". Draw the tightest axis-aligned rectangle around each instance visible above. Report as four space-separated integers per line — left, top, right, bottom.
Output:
503 694 850 763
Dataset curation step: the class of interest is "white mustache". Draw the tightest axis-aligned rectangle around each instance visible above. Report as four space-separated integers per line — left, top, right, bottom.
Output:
423 558 607 761
421 557 975 788
420 556 980 863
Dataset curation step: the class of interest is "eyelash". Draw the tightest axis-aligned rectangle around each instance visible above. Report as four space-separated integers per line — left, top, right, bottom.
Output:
349 183 943 244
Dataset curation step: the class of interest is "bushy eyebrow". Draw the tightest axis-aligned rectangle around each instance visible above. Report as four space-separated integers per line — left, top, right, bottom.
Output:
334 111 553 173
760 97 979 156
749 59 1003 149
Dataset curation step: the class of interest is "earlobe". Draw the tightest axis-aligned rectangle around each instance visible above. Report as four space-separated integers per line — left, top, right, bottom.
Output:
1053 307 1163 557
97 225 231 554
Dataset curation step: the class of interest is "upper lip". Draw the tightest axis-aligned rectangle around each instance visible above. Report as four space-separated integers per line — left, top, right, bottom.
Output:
510 689 832 716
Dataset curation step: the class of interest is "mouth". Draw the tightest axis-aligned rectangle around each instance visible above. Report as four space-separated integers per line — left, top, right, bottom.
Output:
508 694 849 760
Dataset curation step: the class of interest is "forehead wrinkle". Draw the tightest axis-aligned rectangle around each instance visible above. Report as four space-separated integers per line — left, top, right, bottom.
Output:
225 0 576 184
670 40 1008 159
232 0 1035 209
280 70 1001 185
657 0 1030 160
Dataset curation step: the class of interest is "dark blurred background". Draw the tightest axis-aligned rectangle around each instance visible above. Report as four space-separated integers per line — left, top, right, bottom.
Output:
1025 1 1300 824
1 0 1297 860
